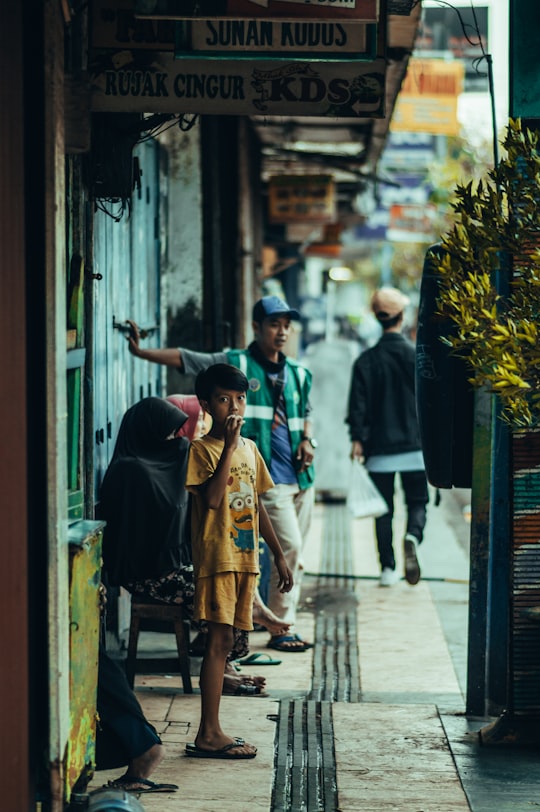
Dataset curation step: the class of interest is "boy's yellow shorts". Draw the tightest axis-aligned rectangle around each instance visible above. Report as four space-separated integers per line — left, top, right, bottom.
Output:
194 571 257 631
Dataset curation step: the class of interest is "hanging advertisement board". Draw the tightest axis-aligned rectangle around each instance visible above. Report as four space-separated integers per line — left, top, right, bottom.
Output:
133 0 380 22
387 203 437 243
92 0 178 50
184 19 371 56
268 175 336 223
92 0 373 58
398 58 464 98
89 50 386 117
390 58 464 136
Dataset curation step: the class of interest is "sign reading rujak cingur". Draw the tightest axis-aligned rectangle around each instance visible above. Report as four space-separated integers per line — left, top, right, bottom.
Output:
90 51 386 116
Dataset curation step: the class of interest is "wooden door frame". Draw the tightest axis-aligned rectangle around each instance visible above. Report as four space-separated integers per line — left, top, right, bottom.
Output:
0 6 30 807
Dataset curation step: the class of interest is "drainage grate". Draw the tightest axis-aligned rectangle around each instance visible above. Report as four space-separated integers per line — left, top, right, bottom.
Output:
319 502 357 591
270 504 360 811
312 504 361 702
310 611 361 702
271 699 338 812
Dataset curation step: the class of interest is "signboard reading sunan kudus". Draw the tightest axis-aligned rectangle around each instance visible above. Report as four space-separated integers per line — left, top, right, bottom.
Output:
90 51 385 116
92 0 371 56
188 20 368 52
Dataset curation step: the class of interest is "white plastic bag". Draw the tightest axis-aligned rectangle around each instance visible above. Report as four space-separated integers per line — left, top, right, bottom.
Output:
346 459 388 519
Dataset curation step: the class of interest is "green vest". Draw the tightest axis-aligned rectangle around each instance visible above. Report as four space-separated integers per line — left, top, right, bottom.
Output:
226 349 314 490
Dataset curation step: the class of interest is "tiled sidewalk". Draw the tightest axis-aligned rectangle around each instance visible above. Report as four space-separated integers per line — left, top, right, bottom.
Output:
88 496 477 811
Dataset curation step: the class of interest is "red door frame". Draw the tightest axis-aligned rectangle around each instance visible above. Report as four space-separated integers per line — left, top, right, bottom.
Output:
0 4 30 809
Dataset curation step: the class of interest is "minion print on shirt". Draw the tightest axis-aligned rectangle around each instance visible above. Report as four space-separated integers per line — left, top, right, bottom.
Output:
229 480 256 551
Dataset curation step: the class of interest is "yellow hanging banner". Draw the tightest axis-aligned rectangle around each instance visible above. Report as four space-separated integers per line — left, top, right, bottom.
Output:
391 58 465 136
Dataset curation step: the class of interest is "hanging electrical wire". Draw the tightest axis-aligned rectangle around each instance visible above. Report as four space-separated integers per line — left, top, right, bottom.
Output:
178 114 199 132
137 113 200 143
423 0 498 166
94 198 131 222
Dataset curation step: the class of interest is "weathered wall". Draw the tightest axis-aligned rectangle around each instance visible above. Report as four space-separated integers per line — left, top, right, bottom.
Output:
158 124 203 393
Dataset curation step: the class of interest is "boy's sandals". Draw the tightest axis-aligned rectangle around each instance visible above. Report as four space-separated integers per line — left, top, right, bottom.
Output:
185 737 257 759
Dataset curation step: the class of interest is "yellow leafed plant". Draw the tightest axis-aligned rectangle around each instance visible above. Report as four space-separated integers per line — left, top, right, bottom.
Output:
432 119 540 427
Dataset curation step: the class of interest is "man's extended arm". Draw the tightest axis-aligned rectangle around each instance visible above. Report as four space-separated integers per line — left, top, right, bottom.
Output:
126 320 184 369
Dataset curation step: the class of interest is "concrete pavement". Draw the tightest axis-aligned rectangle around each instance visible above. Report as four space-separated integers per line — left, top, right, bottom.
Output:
87 488 540 811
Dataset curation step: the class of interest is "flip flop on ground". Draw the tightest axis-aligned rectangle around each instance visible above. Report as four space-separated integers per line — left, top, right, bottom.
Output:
236 652 282 666
104 776 179 794
267 634 313 652
293 633 314 649
185 738 257 760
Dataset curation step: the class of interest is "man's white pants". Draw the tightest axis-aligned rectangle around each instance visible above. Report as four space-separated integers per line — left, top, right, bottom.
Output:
261 483 315 628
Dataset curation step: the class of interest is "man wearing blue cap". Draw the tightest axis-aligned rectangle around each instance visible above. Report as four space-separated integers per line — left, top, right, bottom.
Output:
127 295 316 652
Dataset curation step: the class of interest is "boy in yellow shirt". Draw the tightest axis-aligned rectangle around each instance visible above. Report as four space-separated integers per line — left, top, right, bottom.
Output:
185 363 293 759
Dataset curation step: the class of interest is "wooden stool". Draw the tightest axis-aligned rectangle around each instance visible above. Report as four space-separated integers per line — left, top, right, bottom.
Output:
126 599 193 693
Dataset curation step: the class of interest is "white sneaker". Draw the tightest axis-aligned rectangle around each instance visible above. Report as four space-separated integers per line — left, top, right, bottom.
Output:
380 567 400 587
404 534 421 585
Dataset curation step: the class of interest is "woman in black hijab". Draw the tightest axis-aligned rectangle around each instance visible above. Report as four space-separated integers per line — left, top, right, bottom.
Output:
100 396 195 606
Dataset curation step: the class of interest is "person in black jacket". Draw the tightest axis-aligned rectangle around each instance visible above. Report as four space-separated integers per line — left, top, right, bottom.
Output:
346 287 429 587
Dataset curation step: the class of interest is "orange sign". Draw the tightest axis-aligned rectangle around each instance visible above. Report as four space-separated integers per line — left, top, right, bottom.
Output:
302 222 343 256
391 58 464 136
399 58 465 97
